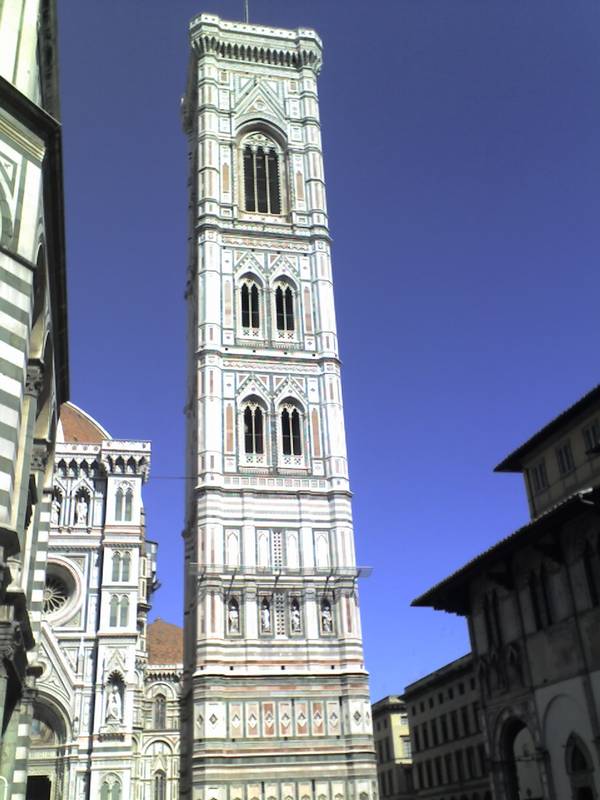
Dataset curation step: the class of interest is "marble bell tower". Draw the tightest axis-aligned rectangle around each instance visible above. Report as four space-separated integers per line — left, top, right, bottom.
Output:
181 13 378 800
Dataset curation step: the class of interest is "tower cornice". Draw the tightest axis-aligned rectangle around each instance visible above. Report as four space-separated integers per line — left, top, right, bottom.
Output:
189 14 322 74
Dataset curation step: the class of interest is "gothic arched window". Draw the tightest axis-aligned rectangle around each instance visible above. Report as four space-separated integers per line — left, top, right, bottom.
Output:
154 694 166 729
124 488 133 521
122 552 131 582
275 283 295 336
115 487 123 520
241 278 261 330
109 596 119 627
242 132 281 215
112 553 121 582
119 596 129 627
100 776 122 800
281 404 302 456
153 771 166 800
115 484 133 522
243 403 264 455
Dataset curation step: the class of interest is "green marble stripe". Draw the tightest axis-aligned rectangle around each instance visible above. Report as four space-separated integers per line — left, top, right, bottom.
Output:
0 355 24 382
0 265 31 298
0 420 18 445
0 488 10 509
0 324 26 353
0 389 21 412
0 455 13 476
0 295 29 326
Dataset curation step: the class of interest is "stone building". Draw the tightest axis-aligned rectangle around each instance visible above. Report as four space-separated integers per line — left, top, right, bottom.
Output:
404 656 490 800
28 402 181 800
0 1 69 796
180 12 377 800
372 695 414 800
414 384 600 800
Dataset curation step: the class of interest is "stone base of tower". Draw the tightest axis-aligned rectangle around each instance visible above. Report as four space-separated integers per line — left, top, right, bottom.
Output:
180 673 377 800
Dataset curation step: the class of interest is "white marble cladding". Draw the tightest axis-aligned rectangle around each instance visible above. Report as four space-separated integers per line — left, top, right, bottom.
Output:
183 13 376 800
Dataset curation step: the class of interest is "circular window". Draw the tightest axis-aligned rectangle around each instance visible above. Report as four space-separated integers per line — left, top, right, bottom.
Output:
43 576 69 614
42 562 78 619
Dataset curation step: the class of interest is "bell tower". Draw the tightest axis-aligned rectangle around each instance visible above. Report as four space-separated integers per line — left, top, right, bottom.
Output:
181 14 377 800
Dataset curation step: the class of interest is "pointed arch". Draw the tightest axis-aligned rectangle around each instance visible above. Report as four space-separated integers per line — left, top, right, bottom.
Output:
238 127 285 215
273 276 297 338
154 694 167 729
240 395 268 464
278 397 305 459
112 552 121 582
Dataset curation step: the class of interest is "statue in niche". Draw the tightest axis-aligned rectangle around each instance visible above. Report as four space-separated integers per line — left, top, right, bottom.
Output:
105 681 123 723
260 599 271 633
290 599 301 633
321 600 333 633
51 495 61 526
228 600 239 634
75 494 89 526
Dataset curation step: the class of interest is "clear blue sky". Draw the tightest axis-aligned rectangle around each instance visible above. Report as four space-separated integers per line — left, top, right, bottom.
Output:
57 1 600 701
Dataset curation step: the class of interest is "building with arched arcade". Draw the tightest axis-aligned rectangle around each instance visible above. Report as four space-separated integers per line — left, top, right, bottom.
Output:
27 402 181 800
414 384 600 800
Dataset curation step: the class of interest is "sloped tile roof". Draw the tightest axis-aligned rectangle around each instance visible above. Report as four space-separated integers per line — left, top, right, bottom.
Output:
58 401 111 443
147 619 183 665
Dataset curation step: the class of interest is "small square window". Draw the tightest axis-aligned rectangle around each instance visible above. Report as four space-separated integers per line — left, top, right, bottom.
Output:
556 441 575 476
530 459 549 493
583 420 600 454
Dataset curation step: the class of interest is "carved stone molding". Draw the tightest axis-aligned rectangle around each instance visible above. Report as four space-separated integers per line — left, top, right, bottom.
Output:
30 441 50 472
25 363 44 398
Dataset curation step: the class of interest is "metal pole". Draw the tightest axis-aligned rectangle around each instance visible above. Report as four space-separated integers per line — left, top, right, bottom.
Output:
244 0 249 22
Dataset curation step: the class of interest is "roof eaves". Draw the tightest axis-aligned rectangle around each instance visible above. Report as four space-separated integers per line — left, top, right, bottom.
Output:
494 384 600 473
411 488 598 613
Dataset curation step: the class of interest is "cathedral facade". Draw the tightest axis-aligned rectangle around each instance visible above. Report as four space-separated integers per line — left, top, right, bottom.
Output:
29 403 181 800
181 14 377 800
0 2 69 796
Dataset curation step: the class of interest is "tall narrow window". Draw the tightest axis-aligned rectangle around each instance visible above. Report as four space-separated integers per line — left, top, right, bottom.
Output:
112 553 121 582
529 572 543 631
124 488 133 521
115 487 124 520
122 552 131 582
109 596 119 627
275 284 295 334
540 563 553 625
153 772 166 800
240 280 260 330
243 404 264 454
556 440 575 476
154 695 166 728
242 133 281 215
281 406 302 456
119 596 129 627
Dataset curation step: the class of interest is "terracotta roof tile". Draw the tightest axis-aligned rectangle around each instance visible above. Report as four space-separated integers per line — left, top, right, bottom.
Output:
59 402 111 444
147 619 183 665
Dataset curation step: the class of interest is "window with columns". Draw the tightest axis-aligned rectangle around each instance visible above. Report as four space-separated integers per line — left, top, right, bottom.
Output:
115 483 133 521
242 401 265 464
242 132 282 215
109 595 129 627
274 281 295 338
240 277 261 331
280 402 302 457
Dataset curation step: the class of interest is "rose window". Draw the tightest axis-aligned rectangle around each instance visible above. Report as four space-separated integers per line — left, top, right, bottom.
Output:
43 576 69 614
